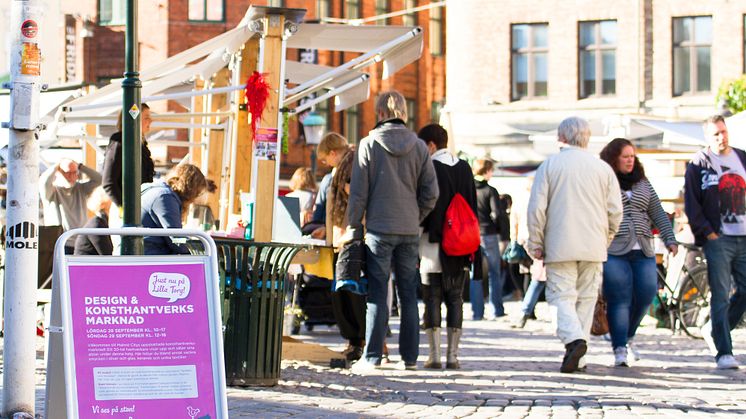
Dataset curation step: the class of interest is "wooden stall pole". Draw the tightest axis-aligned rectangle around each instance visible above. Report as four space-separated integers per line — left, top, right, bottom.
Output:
247 6 304 242
190 78 205 167
207 68 231 222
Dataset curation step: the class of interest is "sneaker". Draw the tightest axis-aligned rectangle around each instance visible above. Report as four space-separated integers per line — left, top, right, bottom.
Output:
614 346 629 367
561 339 587 373
716 355 739 370
350 359 381 374
394 361 418 371
627 341 641 361
701 320 717 356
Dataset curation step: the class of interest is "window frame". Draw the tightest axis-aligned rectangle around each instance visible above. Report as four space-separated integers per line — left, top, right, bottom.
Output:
672 15 712 96
406 98 417 131
187 0 226 23
98 0 126 26
510 23 549 101
403 0 418 26
429 2 444 56
345 105 360 145
375 0 390 25
317 0 331 20
578 20 617 99
346 0 360 19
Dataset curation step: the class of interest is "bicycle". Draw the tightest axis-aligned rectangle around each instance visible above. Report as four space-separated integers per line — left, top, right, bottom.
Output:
653 242 710 339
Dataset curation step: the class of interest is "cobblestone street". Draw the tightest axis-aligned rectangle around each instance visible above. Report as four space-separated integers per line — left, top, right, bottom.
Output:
6 301 746 418
228 301 746 418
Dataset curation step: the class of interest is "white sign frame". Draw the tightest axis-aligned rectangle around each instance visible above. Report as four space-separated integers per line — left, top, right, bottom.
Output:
45 228 228 419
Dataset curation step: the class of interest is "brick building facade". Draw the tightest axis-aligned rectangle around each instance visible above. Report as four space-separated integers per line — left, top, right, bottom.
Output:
446 0 746 166
71 0 445 177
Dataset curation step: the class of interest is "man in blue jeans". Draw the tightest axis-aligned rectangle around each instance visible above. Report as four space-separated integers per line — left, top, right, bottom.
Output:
685 114 746 370
347 91 438 372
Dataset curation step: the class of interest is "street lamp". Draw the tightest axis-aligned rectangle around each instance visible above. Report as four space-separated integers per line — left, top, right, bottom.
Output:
301 111 326 178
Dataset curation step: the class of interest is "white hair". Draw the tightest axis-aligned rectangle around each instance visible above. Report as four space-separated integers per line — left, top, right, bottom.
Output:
558 117 591 148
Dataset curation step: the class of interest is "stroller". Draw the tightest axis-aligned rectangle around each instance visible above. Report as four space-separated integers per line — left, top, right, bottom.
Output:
289 272 336 334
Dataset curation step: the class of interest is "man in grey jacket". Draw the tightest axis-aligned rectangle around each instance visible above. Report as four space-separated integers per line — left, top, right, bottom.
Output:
348 91 439 372
40 158 102 253
527 117 622 373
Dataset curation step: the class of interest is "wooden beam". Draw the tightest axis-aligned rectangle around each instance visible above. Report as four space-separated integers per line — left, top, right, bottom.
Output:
252 14 285 242
83 124 97 169
190 78 205 168
231 39 259 216
207 68 231 222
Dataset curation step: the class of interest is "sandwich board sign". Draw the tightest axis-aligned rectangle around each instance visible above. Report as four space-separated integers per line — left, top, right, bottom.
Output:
45 228 228 419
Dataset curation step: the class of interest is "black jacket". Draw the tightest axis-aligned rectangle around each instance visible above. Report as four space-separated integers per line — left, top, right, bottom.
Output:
474 178 501 236
74 213 113 255
421 155 477 276
102 132 156 207
685 147 746 246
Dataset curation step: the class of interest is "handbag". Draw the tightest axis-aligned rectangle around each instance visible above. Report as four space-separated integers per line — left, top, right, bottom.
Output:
501 241 532 266
591 293 609 336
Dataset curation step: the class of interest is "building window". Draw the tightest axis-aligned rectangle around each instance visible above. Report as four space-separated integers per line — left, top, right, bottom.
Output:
188 0 225 22
375 0 390 25
317 0 331 20
429 2 443 56
99 0 125 25
346 0 360 19
579 20 617 98
403 0 417 26
345 105 360 145
406 99 417 130
673 16 712 95
430 100 443 123
511 23 548 100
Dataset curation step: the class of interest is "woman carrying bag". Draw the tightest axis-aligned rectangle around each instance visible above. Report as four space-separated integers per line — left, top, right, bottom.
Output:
599 138 678 367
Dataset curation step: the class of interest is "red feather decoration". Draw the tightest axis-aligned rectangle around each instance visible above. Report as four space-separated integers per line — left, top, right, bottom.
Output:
244 71 271 140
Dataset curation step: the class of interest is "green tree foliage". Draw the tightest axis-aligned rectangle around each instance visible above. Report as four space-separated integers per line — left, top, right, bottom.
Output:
717 75 746 115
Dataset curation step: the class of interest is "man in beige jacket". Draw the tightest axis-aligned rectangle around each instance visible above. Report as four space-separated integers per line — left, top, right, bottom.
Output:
527 116 622 373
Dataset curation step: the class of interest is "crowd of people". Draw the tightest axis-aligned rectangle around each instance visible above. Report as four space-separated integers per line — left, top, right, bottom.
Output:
25 88 745 374
297 91 744 374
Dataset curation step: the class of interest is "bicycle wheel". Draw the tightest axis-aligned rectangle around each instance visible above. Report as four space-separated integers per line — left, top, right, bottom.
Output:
676 266 710 339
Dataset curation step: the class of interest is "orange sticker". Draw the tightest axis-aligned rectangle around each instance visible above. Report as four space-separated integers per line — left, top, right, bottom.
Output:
21 42 40 76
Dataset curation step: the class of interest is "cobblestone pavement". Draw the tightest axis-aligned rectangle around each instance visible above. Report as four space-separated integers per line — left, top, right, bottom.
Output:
4 301 746 418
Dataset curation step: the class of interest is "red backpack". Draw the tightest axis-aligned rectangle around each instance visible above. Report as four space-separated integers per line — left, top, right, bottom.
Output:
441 192 481 256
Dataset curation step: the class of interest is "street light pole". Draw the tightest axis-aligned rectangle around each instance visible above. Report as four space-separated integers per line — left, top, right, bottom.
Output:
3 1 42 416
121 0 143 255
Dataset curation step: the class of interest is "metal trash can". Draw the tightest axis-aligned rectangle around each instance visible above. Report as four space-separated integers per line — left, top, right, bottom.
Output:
214 237 303 386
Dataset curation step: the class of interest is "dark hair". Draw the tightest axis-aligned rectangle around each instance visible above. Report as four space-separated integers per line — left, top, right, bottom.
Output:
116 102 150 132
473 158 495 176
418 123 448 149
599 138 646 178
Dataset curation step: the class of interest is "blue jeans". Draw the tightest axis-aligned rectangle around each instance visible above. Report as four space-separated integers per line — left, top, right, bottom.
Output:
602 251 658 349
703 235 746 358
363 231 420 365
471 234 503 319
521 278 546 316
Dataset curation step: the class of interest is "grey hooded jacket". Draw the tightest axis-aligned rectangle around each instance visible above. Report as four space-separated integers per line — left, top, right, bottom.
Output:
347 119 439 238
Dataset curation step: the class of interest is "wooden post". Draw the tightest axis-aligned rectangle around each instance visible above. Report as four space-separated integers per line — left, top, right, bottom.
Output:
83 124 97 169
231 39 259 216
207 68 231 222
190 78 205 168
252 13 286 242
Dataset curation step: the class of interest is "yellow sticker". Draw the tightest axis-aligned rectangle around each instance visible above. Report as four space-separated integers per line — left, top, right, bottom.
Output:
128 104 140 119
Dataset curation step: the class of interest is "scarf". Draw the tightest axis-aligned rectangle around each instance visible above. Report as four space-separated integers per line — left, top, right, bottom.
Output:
330 145 355 227
616 165 644 191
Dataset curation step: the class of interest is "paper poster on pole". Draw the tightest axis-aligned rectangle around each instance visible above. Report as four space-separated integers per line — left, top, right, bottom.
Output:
254 127 278 160
60 257 227 419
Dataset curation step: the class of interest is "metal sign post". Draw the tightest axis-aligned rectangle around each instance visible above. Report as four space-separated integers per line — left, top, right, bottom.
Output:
3 0 43 416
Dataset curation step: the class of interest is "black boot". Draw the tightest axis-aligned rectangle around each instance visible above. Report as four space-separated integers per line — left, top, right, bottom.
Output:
560 339 587 373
